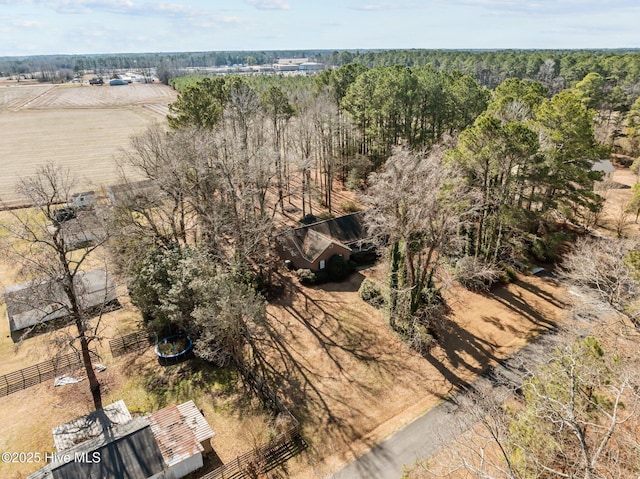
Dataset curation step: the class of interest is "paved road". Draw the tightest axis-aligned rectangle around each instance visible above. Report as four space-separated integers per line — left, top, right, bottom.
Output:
331 331 559 479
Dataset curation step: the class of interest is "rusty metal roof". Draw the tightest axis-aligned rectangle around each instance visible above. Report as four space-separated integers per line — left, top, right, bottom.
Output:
177 400 215 444
147 400 215 467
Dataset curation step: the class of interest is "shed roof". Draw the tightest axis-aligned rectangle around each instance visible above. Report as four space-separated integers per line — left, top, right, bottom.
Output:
53 209 108 250
592 159 615 174
4 269 118 332
177 400 215 445
53 400 133 452
27 417 165 479
148 400 215 467
108 179 158 206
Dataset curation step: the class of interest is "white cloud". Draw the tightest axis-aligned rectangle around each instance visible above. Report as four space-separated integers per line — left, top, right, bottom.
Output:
449 0 640 16
245 0 290 10
42 0 244 29
50 0 134 14
353 0 640 15
12 18 45 27
353 2 424 11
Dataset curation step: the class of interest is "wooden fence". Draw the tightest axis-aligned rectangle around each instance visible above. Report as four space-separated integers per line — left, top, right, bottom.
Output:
109 330 154 357
199 424 306 479
197 364 308 479
0 349 97 397
53 329 307 478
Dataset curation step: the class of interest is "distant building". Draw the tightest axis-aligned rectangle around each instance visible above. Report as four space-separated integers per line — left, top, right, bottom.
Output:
592 159 616 181
276 58 309 66
28 400 215 479
298 62 325 73
273 58 314 73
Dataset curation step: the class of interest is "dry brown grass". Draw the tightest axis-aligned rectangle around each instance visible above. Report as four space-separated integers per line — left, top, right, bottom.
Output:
595 164 640 238
0 83 569 479
0 256 565 479
263 266 566 478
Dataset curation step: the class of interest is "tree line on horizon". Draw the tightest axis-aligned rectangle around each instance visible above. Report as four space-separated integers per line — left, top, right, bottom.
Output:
2 48 640 95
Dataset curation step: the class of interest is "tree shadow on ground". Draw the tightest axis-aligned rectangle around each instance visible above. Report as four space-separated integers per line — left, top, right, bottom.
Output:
254 276 409 463
117 351 255 415
421 314 501 401
315 271 367 293
488 281 561 332
422 278 562 402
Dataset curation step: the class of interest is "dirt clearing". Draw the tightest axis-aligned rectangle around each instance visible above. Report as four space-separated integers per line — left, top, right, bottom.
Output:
265 267 566 478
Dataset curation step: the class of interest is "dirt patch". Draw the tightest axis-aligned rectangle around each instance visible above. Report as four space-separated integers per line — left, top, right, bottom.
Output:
595 165 640 237
263 269 566 478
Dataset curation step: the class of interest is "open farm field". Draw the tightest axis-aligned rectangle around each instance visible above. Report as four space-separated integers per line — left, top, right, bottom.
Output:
0 83 177 207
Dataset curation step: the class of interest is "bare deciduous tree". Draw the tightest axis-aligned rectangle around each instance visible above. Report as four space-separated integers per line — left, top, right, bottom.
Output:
560 237 638 316
1 164 111 410
116 123 278 277
410 335 640 479
364 145 475 331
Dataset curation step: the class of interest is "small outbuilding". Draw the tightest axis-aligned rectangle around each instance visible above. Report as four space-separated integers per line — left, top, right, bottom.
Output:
4 269 119 340
28 416 166 479
108 179 158 207
592 159 616 181
28 400 215 479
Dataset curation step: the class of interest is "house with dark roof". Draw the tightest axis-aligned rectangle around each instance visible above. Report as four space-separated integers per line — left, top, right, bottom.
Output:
28 400 215 479
277 212 371 271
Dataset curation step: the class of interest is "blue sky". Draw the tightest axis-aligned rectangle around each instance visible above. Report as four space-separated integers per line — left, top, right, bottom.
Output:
0 0 639 57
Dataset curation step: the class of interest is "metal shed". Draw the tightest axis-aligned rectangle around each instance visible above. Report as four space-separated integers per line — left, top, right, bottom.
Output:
4 269 118 336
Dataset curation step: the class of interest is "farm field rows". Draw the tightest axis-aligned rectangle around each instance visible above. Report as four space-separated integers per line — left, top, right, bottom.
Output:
0 83 177 207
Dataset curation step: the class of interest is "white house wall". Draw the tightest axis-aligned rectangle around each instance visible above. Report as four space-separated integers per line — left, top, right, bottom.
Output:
164 453 203 479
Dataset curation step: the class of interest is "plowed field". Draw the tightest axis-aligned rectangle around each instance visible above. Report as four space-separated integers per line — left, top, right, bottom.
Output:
0 83 177 207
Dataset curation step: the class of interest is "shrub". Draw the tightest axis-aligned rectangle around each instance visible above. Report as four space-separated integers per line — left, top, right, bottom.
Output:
346 169 361 191
296 268 317 285
315 268 330 284
316 211 334 221
299 214 317 225
406 321 435 355
340 200 362 213
455 256 503 291
359 278 384 307
529 232 572 263
327 254 354 282
351 249 378 265
502 264 518 283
